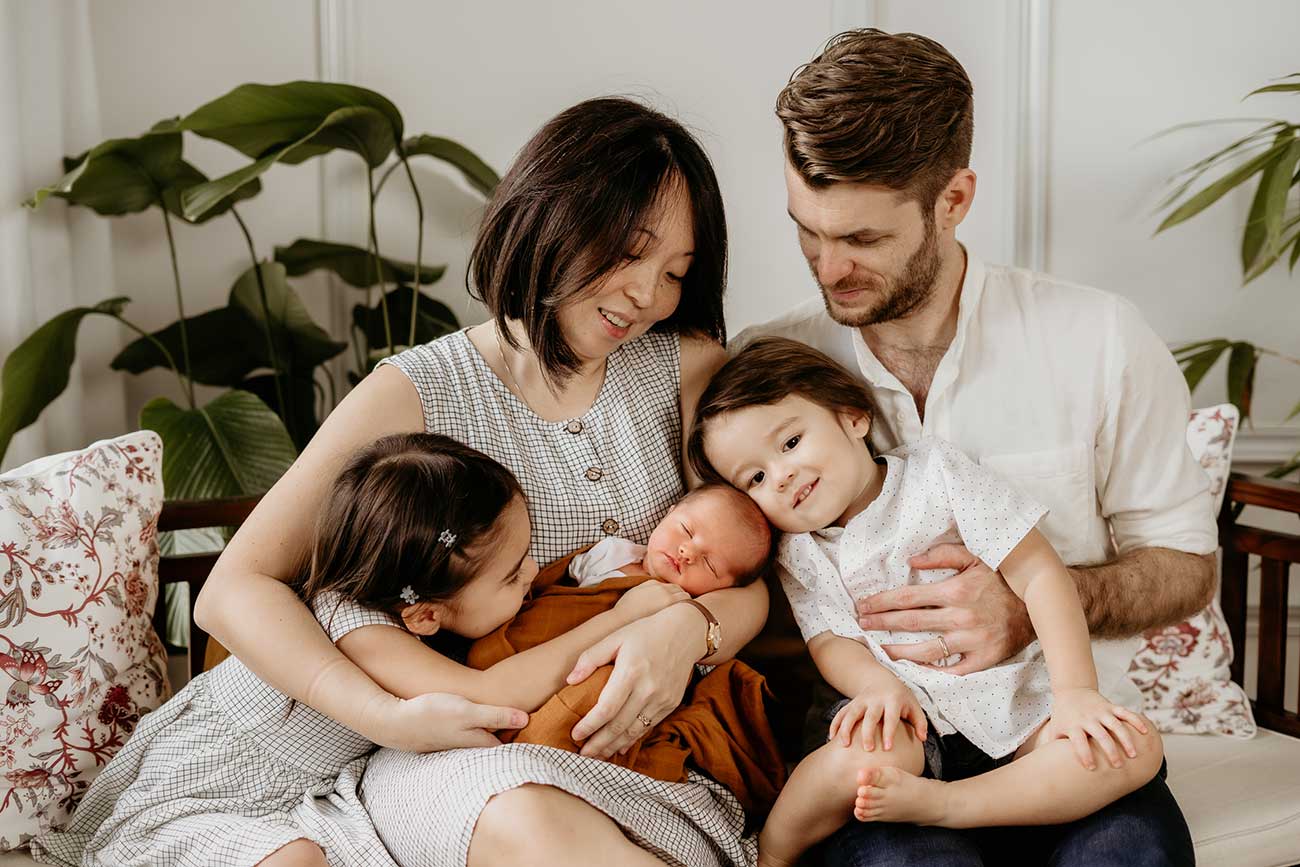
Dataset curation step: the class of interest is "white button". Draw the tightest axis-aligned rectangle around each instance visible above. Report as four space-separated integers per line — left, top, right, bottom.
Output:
585 467 603 482
566 419 583 434
602 518 620 535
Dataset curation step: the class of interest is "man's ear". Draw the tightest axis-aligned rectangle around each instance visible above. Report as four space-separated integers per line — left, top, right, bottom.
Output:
935 168 976 232
400 601 446 636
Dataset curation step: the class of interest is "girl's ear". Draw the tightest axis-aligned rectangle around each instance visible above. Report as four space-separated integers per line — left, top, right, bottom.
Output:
400 601 447 636
844 411 873 438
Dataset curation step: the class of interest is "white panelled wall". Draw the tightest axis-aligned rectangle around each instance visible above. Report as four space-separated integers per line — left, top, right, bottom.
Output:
79 0 1298 698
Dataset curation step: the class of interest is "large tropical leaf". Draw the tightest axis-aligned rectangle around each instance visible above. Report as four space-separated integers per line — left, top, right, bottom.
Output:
228 262 347 370
111 307 264 386
140 390 296 499
0 298 129 463
177 82 404 220
352 287 458 352
274 239 445 288
401 134 500 196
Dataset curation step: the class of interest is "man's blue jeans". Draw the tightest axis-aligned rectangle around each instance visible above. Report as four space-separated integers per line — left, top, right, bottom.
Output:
819 758 1195 866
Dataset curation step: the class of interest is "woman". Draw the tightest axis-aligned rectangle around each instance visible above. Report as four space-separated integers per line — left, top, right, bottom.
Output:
195 97 768 867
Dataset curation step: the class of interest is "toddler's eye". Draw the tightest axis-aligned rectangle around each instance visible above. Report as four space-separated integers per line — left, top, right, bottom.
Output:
747 470 765 488
783 435 801 451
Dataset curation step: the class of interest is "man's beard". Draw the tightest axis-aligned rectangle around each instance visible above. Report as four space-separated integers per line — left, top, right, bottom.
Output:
817 216 941 328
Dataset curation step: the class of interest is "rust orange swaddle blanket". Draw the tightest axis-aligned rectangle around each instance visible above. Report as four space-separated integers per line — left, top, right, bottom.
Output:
467 550 786 817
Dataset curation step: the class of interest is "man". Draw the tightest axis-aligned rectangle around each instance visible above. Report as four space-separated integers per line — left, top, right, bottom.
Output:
738 29 1216 866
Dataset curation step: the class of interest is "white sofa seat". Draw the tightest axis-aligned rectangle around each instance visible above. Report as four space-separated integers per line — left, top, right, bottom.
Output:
1166 730 1300 867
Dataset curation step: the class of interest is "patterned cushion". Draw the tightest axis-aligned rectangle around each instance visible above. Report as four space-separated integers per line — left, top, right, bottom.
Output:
1125 405 1257 738
0 432 170 850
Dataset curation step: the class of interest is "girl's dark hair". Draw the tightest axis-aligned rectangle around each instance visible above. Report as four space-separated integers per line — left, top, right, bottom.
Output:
293 433 523 611
469 96 728 385
687 337 878 483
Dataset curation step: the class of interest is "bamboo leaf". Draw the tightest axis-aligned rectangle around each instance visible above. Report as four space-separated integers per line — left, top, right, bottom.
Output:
1157 139 1293 234
1177 342 1231 394
274 239 445 288
1265 449 1300 480
1226 341 1258 423
0 298 130 463
1258 136 1300 257
401 135 500 196
1290 233 1300 273
1285 397 1300 423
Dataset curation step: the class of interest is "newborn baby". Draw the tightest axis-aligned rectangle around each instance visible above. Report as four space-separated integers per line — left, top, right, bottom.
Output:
569 483 774 595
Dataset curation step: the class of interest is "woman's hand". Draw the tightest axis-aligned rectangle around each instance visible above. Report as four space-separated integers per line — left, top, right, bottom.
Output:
362 691 528 752
613 579 691 622
829 677 928 752
565 603 702 759
1044 687 1150 770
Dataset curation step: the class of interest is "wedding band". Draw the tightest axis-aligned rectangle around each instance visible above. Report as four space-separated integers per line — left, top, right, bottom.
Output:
937 635 951 660
636 713 653 728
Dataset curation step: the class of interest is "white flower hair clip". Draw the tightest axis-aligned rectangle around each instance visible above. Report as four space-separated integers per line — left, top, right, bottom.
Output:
399 585 419 605
438 529 457 547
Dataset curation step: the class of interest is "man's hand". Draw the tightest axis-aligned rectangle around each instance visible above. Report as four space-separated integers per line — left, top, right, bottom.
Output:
855 542 1034 675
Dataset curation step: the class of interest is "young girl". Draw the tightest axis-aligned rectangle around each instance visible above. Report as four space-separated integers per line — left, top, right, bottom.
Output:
31 433 684 867
686 338 1165 867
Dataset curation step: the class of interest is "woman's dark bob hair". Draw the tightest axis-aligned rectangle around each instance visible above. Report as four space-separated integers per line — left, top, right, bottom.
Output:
469 97 728 383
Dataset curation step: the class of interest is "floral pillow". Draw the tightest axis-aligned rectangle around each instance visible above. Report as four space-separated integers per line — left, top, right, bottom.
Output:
0 432 171 850
1125 405 1256 738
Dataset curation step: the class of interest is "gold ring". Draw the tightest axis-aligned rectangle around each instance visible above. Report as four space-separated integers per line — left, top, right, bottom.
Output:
636 713 653 728
937 635 951 660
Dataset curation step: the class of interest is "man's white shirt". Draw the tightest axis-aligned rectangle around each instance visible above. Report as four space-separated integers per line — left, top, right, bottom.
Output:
735 250 1217 700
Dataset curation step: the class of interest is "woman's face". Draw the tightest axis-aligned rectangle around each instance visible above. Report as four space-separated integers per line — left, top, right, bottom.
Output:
556 178 695 365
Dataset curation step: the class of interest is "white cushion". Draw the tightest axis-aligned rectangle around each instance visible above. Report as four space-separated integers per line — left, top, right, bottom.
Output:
1166 729 1300 867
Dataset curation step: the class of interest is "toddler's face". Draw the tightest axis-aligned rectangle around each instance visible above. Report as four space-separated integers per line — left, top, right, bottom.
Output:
644 491 757 596
703 395 874 533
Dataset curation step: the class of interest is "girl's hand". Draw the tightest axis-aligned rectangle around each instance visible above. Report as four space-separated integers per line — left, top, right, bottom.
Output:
829 677 928 751
614 580 691 622
364 691 528 752
565 603 699 759
1045 687 1150 770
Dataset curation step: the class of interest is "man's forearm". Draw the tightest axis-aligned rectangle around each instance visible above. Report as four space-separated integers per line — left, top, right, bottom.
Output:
1070 547 1217 638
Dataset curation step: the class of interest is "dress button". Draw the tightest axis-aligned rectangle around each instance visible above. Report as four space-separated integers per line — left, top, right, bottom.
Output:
602 518 620 535
566 419 584 434
585 467 603 482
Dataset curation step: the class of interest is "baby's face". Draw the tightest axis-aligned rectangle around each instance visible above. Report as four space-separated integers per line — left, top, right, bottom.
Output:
643 491 758 596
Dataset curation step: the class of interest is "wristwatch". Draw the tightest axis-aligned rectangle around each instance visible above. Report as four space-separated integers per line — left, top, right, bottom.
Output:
682 599 722 660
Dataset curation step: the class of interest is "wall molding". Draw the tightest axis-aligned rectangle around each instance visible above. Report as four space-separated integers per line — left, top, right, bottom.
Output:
1005 0 1051 272
1232 426 1300 474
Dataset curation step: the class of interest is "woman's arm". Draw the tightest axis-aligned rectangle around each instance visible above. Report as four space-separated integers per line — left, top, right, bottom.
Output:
997 529 1097 691
194 366 524 751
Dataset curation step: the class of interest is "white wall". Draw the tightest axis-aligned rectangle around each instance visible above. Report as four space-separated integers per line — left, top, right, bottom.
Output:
74 0 1299 470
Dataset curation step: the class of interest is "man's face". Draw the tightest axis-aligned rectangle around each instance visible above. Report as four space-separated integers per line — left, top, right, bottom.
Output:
784 161 941 328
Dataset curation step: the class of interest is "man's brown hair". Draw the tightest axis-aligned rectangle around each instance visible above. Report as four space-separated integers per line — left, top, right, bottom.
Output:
686 337 877 484
776 28 973 209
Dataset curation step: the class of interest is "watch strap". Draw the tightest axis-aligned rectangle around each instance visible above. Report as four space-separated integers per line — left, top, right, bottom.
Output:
682 599 721 660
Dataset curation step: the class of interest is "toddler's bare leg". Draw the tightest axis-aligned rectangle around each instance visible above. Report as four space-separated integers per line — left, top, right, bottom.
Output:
758 722 925 867
854 716 1164 828
256 839 327 867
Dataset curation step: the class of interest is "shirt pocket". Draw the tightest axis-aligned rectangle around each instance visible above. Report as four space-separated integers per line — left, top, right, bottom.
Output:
979 442 1094 563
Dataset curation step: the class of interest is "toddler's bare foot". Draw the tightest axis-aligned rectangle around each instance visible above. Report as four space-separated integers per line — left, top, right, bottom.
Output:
854 766 949 826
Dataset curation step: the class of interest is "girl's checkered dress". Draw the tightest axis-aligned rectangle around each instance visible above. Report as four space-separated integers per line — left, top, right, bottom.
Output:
30 594 402 867
363 329 754 867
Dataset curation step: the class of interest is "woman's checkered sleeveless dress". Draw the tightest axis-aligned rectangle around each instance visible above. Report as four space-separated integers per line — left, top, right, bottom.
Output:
362 329 753 867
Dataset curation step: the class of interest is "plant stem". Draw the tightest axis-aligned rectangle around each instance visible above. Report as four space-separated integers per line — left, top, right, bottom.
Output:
112 314 192 406
398 149 426 348
158 208 197 409
367 165 395 357
1258 347 1300 367
230 207 289 434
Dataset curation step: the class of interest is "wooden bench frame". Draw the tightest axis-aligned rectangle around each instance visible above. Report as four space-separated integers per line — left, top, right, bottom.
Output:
149 474 1300 743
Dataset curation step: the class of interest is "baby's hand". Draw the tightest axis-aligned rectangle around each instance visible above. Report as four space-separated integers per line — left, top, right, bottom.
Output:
615 579 691 621
829 676 928 751
1046 687 1151 770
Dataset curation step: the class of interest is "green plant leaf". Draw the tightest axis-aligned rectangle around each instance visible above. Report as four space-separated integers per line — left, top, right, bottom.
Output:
1176 341 1231 393
1157 138 1294 234
1244 218 1300 284
1226 341 1258 422
140 390 296 499
1158 124 1285 211
1246 74 1300 98
160 161 262 224
228 262 347 371
111 307 264 386
352 287 458 352
240 372 318 452
274 239 445 288
1285 397 1300 423
1264 448 1300 480
401 135 500 196
1254 135 1300 264
0 298 130 463
1290 233 1300 273
26 133 184 214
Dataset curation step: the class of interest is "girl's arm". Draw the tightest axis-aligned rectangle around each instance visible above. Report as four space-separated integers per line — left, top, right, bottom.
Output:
194 366 524 751
335 584 682 711
996 528 1097 691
